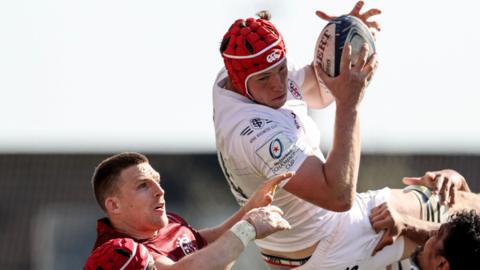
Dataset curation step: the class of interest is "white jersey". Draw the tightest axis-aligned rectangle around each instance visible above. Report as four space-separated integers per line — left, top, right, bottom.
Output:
213 64 405 268
213 64 338 251
295 188 405 270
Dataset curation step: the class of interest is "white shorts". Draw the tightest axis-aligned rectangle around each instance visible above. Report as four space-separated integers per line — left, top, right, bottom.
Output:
296 187 404 270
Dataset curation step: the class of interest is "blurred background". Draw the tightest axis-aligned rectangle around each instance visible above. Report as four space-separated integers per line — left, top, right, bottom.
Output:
1 0 479 269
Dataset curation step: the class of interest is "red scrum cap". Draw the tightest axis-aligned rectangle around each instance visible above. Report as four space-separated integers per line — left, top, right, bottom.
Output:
221 11 287 97
84 238 155 270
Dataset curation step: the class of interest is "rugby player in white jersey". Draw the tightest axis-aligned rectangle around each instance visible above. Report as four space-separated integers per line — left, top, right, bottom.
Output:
212 2 479 269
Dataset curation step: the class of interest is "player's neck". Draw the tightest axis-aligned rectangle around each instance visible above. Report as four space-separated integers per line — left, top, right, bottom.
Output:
110 217 159 240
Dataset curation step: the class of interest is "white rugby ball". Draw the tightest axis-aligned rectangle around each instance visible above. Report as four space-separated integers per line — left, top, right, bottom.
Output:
314 15 375 77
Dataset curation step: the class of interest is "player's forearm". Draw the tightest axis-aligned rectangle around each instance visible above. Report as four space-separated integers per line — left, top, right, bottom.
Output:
199 207 247 244
402 215 440 245
450 191 480 214
161 231 244 270
301 65 323 108
301 64 334 109
324 105 361 211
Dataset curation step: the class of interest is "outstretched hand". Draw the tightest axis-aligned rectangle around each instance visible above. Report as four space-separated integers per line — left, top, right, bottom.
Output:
315 41 378 107
369 202 404 255
243 172 295 211
245 205 291 239
316 1 381 32
402 169 471 207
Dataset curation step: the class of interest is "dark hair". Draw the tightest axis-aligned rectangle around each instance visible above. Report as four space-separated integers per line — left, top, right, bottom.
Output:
441 210 480 270
92 152 149 211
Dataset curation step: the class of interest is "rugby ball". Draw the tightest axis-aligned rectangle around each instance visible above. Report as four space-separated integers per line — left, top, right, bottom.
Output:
314 15 375 77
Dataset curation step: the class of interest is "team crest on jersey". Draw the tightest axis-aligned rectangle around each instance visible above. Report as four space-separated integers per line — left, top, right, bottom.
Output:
256 133 303 174
176 234 196 255
288 79 302 100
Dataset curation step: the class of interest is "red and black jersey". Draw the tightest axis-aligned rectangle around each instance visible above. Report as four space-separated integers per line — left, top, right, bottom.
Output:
92 213 208 262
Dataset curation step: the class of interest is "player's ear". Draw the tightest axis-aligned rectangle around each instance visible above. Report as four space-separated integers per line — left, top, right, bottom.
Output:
105 196 121 214
433 256 449 270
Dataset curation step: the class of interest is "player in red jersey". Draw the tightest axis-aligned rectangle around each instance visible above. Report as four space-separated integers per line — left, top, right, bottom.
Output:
85 152 292 270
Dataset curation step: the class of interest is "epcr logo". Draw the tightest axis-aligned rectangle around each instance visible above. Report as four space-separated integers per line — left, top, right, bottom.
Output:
269 138 283 159
266 51 281 63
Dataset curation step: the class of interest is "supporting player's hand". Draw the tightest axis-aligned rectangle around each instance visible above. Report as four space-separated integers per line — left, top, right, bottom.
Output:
315 42 378 108
402 169 471 207
369 202 405 255
316 1 381 32
245 205 291 239
243 172 295 211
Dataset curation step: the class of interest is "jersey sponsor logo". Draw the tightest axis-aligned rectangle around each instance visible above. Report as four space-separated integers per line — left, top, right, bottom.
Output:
250 118 266 129
345 266 359 270
288 79 302 100
176 234 196 255
266 51 281 63
240 118 273 137
256 133 302 174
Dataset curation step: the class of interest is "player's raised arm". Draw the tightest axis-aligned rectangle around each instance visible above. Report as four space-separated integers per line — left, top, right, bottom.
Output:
285 42 378 212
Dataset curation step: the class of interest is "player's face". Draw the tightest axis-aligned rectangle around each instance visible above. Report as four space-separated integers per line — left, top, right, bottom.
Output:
247 60 288 109
116 162 168 232
411 224 449 270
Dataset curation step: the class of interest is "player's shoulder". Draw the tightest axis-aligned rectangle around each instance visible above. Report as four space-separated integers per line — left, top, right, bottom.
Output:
218 104 276 132
167 212 189 226
283 62 306 102
232 111 288 145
